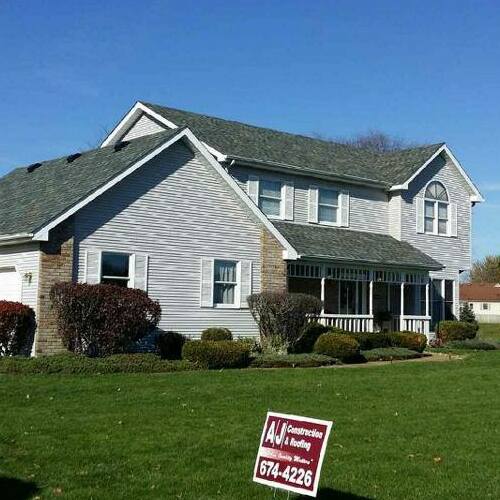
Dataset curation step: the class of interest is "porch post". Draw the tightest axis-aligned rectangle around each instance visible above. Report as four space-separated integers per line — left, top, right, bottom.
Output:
400 282 405 330
368 278 374 332
425 281 430 317
320 277 325 315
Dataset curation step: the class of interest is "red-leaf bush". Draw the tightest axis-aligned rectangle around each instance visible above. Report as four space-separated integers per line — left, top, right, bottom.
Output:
0 301 36 356
50 283 161 357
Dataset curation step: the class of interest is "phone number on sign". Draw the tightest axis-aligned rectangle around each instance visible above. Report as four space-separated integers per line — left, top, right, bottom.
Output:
258 460 313 487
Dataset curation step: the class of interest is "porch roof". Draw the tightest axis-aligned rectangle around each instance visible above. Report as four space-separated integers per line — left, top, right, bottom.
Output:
273 222 443 271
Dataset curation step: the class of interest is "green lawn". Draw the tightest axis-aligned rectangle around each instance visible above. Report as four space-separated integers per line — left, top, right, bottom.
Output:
1 352 499 499
478 322 500 342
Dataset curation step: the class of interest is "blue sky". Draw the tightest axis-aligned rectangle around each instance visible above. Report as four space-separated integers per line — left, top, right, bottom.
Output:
1 0 498 259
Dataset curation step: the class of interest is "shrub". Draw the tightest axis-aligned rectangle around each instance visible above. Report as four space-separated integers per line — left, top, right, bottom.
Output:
247 292 322 353
291 322 330 353
201 327 233 341
361 347 423 362
347 332 392 350
0 353 196 374
445 339 498 351
459 303 479 332
0 301 36 356
182 340 250 369
437 320 477 343
313 333 359 360
388 332 427 353
156 331 187 359
50 283 161 357
250 353 336 368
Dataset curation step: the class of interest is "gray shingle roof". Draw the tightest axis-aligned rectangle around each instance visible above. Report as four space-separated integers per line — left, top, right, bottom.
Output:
272 221 442 270
0 128 181 236
142 102 444 186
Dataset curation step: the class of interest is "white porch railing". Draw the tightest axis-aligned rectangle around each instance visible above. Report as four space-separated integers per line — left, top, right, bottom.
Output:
316 314 374 332
393 315 431 335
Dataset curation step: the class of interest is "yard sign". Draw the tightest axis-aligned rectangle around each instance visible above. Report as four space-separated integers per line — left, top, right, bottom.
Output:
253 411 333 497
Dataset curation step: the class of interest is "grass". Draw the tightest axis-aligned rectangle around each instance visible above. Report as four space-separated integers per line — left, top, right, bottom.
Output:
0 352 499 499
478 322 500 342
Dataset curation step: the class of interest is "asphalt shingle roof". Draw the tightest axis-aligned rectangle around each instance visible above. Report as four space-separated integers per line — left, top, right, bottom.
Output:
273 221 442 270
142 102 444 186
0 128 181 236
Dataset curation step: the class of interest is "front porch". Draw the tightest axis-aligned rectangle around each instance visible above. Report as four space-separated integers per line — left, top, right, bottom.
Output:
288 262 432 335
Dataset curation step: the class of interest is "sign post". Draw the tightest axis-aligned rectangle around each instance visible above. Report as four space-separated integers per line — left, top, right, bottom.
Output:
253 411 333 498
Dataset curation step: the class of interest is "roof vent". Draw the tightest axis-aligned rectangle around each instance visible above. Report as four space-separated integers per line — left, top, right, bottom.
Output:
67 153 82 163
114 141 130 152
27 162 42 173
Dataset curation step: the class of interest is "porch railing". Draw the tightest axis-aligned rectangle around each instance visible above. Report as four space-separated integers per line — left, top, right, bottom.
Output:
316 314 374 332
392 315 431 335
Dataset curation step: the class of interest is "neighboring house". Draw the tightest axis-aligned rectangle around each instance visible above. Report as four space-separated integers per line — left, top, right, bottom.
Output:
460 283 500 323
0 101 484 355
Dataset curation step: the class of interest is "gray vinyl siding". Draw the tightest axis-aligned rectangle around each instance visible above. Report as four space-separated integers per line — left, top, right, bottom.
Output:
230 165 389 234
388 194 402 240
74 141 261 338
120 113 166 141
0 243 40 310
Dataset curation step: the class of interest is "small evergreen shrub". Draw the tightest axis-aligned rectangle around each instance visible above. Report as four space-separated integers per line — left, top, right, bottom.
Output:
201 327 233 341
459 302 479 332
247 292 322 353
156 331 187 359
445 339 498 351
0 301 36 356
291 322 330 353
389 332 427 353
347 332 392 350
250 353 336 368
437 321 477 343
313 333 360 360
361 347 423 362
182 340 250 369
50 283 161 357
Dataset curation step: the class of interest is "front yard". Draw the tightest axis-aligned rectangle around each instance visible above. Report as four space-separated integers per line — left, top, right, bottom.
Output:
1 351 499 499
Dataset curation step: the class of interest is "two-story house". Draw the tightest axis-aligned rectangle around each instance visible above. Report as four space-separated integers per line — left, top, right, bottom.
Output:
0 101 483 355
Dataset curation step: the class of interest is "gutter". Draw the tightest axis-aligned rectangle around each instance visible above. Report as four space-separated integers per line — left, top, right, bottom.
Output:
0 233 34 247
225 155 390 190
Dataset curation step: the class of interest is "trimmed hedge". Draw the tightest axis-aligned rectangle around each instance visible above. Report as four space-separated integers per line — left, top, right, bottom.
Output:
0 301 36 356
0 353 196 374
201 327 233 341
344 332 427 352
291 322 330 353
250 353 336 368
182 340 250 369
445 339 498 351
361 347 423 362
389 332 427 353
348 332 392 350
156 331 187 359
437 321 477 343
313 333 360 360
50 283 161 357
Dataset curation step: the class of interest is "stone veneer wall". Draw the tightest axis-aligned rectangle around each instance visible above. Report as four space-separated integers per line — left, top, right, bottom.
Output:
260 228 287 292
34 219 74 356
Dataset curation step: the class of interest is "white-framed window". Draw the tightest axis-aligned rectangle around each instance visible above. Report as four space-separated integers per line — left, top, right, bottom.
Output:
100 252 131 287
424 181 449 235
318 188 339 224
258 179 282 217
213 260 238 307
482 303 489 310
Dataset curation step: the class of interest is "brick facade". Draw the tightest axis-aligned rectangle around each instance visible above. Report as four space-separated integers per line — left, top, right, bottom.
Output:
260 228 287 292
34 219 74 356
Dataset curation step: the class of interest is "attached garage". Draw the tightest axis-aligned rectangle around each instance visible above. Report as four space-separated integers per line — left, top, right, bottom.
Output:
0 266 21 301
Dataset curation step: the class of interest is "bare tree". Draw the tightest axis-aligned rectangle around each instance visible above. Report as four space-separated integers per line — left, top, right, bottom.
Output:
469 255 500 283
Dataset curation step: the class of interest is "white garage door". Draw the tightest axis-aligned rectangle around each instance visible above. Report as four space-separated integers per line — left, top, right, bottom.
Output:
0 267 21 302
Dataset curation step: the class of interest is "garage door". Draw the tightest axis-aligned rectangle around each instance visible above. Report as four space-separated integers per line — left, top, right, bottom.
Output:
0 267 21 302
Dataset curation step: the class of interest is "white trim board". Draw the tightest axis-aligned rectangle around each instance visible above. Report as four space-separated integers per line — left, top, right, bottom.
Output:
33 127 298 259
390 144 484 203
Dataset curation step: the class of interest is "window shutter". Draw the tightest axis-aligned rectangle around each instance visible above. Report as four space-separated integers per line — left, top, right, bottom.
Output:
247 175 259 205
308 186 318 223
200 258 214 308
239 260 252 308
283 181 294 220
416 198 425 233
449 203 458 237
133 254 149 291
85 249 101 284
340 191 350 227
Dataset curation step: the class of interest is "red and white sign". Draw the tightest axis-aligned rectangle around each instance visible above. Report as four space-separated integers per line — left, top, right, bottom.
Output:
253 411 333 497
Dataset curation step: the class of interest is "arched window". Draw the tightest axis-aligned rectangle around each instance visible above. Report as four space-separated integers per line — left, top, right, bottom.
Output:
424 181 449 234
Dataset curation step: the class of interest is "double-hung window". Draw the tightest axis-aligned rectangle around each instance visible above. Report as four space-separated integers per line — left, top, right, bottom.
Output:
213 260 238 306
424 181 449 235
318 188 339 224
101 252 131 287
258 180 282 217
